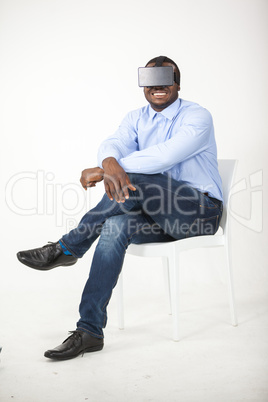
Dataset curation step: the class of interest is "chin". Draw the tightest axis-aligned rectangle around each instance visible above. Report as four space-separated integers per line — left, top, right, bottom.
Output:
151 101 170 110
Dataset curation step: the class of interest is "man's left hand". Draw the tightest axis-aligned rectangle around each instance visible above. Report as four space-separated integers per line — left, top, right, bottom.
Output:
102 157 136 202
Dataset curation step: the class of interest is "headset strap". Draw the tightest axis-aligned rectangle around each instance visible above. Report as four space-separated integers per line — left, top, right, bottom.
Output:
154 56 167 67
154 55 179 86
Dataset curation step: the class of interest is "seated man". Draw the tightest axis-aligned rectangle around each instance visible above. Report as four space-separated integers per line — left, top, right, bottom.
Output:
17 56 223 360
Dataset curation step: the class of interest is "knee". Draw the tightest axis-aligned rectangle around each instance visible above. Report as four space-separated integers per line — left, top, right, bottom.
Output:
99 216 130 247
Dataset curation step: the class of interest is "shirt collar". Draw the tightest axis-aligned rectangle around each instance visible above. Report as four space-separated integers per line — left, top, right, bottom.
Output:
148 98 181 120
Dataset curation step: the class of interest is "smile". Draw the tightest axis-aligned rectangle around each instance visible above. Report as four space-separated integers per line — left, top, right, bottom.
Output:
151 92 168 97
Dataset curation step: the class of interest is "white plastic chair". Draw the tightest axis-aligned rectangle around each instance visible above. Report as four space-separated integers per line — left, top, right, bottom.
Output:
117 159 238 341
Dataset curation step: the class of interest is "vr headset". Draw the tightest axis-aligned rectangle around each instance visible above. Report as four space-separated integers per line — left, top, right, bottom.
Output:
138 55 179 88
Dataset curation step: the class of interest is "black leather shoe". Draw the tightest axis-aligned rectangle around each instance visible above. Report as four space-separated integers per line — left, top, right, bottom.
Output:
44 330 104 360
17 242 77 270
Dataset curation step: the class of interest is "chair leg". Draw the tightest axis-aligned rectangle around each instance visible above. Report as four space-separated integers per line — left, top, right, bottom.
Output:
168 246 180 341
162 256 172 315
225 240 238 326
117 272 125 330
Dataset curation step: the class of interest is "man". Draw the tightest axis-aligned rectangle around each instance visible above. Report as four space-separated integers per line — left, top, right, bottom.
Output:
17 56 223 360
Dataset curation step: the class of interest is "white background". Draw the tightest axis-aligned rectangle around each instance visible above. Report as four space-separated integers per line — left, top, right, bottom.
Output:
1 0 267 289
0 1 267 400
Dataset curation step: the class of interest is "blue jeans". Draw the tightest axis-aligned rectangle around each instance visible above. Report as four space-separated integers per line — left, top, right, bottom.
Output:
60 173 222 338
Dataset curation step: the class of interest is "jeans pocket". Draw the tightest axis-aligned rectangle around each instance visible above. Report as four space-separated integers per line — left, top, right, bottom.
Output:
186 215 220 238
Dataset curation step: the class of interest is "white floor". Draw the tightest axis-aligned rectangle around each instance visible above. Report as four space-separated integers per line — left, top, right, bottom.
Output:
1 261 268 402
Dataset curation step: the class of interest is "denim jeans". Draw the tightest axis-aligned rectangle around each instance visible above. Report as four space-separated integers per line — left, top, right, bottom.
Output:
60 173 223 338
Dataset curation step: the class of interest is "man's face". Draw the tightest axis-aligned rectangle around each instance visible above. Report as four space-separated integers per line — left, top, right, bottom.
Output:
143 62 180 112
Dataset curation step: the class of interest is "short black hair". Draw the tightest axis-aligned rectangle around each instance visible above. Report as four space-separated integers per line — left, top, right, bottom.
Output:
145 56 180 85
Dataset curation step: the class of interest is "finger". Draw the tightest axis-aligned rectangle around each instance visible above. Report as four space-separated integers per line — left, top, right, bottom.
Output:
107 176 124 203
116 176 129 201
104 182 114 201
122 184 129 200
80 178 86 190
128 184 136 191
80 176 86 188
116 187 125 202
110 181 122 203
114 181 126 203
111 187 121 203
126 176 136 192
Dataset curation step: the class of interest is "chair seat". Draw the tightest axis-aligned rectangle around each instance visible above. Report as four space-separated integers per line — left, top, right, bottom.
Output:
127 233 225 258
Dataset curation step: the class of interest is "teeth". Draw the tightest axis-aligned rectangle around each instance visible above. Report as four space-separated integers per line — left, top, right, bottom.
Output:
153 92 166 96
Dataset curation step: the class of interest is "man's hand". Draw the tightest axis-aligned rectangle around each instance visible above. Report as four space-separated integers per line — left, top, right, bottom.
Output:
80 167 104 190
102 157 136 202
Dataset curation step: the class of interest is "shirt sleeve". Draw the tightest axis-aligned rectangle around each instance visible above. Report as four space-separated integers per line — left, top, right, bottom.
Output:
118 108 213 174
97 111 139 168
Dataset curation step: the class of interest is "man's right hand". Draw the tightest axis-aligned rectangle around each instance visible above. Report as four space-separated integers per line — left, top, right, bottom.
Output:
102 157 136 202
80 167 104 190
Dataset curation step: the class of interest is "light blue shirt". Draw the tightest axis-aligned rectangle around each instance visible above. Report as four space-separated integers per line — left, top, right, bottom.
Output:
97 98 223 201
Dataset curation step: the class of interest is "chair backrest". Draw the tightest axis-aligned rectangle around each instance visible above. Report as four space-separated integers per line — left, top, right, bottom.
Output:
217 159 237 231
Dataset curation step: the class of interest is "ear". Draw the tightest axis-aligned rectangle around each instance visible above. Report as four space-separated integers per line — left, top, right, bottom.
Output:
177 84 180 92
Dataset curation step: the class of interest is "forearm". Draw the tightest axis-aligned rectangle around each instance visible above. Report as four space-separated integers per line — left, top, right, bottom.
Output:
118 131 209 174
97 115 139 168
